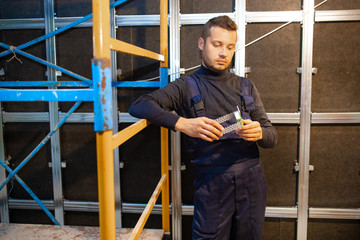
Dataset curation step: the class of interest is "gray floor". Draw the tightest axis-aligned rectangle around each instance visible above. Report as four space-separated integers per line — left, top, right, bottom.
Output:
0 223 164 240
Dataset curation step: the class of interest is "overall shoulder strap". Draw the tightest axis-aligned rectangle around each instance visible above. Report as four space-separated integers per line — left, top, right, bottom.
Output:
241 77 256 111
185 75 205 117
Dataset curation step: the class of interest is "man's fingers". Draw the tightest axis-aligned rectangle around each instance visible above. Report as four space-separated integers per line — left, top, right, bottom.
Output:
240 120 259 130
202 118 224 137
204 119 224 131
239 132 260 138
200 126 221 140
235 120 262 141
199 133 215 142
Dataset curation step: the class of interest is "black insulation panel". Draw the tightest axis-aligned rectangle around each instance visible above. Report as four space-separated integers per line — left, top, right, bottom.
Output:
246 0 301 11
0 29 48 112
312 22 360 112
246 23 301 112
309 125 360 208
0 0 44 18
3 123 53 200
180 0 234 13
60 124 98 202
308 219 360 240
0 0 359 238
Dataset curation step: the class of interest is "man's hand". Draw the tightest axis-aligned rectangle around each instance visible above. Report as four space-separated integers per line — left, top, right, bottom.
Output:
175 117 224 142
235 119 262 141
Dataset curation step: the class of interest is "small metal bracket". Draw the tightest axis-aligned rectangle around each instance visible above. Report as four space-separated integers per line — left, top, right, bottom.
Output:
294 161 314 172
229 67 251 74
45 70 62 77
296 67 318 75
119 161 124 169
244 67 252 74
48 161 66 168
116 68 122 76
168 164 186 171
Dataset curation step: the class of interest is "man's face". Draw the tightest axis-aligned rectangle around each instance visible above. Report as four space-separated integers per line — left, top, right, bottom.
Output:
198 26 237 72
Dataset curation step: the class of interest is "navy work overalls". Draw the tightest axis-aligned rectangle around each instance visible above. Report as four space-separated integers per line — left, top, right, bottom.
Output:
186 76 267 240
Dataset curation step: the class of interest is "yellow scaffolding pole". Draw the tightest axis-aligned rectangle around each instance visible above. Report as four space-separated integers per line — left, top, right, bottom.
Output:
160 0 170 234
93 0 116 239
92 0 170 239
109 38 164 62
112 119 150 150
128 174 167 240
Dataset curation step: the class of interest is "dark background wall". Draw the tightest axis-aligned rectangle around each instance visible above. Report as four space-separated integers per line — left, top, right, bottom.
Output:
0 0 359 239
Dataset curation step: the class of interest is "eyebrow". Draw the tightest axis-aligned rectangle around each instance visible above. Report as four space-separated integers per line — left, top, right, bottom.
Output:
212 40 236 46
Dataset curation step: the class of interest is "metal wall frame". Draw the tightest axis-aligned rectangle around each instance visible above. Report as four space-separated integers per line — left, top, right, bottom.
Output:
0 0 359 240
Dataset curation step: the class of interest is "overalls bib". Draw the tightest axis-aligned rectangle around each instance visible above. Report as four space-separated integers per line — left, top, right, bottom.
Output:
186 76 267 240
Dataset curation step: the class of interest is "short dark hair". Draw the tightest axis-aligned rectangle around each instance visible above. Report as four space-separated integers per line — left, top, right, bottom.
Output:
201 15 238 42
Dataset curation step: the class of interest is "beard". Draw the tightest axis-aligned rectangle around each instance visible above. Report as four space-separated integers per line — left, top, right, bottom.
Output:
201 53 231 73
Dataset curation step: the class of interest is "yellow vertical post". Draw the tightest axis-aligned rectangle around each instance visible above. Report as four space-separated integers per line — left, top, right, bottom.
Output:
161 127 170 232
96 131 116 240
92 0 115 239
93 0 110 60
160 0 170 233
160 0 168 69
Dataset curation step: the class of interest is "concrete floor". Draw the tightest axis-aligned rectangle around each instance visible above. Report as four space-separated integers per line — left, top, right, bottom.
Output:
0 223 164 240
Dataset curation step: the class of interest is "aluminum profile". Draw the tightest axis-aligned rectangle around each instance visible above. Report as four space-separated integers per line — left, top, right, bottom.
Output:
180 13 234 25
309 207 360 220
11 199 359 220
234 0 246 77
4 112 360 124
246 11 303 23
297 0 315 238
116 15 161 26
311 112 360 124
267 113 301 124
1 9 359 30
44 0 64 225
315 10 360 22
0 103 9 223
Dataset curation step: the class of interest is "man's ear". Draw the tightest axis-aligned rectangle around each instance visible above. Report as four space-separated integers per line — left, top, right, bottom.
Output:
198 37 204 51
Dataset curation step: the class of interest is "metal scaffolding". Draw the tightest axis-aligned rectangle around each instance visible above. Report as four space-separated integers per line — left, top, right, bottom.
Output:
0 0 359 240
0 0 170 239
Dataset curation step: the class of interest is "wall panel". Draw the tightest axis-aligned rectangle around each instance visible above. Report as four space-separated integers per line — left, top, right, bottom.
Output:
309 125 360 208
261 126 298 206
312 22 360 112
180 0 234 13
246 0 300 11
3 123 53 200
246 23 301 113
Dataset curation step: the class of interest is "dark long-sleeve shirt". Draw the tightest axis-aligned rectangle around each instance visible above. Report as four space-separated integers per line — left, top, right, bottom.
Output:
130 65 276 142
129 66 277 165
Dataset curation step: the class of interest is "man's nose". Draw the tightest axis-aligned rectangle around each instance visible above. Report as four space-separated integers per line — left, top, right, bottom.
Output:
219 46 228 57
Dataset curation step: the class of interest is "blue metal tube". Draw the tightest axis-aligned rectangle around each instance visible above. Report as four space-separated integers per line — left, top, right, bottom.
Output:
0 81 162 88
112 81 161 88
0 42 92 85
92 58 112 131
0 101 82 191
0 89 93 101
0 0 129 59
0 160 60 225
0 81 90 87
160 67 169 88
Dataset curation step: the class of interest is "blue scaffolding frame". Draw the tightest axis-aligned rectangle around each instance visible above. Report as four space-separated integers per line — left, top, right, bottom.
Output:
0 0 168 228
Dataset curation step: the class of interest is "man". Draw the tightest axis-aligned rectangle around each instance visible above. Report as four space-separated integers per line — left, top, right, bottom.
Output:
129 15 277 240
